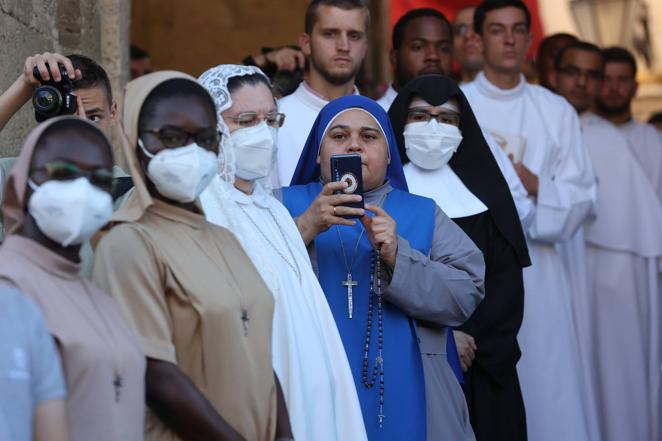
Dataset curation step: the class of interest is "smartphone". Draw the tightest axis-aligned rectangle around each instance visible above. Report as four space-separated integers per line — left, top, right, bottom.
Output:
330 153 364 219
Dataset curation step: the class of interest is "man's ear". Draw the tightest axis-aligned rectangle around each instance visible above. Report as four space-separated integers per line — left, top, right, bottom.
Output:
631 81 639 100
299 33 312 58
549 69 558 90
389 48 397 70
109 101 118 122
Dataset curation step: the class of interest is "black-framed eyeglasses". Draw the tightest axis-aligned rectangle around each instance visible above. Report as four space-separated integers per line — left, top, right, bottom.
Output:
557 65 604 82
224 111 285 128
30 161 114 190
407 108 461 126
141 126 222 149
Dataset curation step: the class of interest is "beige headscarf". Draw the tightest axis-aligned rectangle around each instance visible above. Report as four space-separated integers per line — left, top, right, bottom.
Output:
2 116 111 235
112 70 200 223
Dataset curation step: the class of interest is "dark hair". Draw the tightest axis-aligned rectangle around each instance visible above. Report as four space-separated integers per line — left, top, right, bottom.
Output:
554 41 603 70
130 44 149 60
37 119 113 161
602 46 637 78
139 79 217 130
648 112 662 125
227 73 273 95
304 0 369 34
538 33 578 59
474 0 531 36
66 54 113 107
392 8 451 50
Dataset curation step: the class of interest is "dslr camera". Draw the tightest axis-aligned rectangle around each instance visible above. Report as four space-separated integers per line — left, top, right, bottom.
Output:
31 63 77 122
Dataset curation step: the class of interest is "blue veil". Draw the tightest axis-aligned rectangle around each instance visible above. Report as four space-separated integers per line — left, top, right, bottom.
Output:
289 95 408 191
288 95 464 383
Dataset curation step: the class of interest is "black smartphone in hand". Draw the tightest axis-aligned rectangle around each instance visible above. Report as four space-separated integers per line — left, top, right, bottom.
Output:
331 153 364 219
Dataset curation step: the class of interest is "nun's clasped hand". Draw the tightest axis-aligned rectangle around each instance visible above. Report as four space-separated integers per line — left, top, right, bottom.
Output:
360 204 398 270
296 180 364 245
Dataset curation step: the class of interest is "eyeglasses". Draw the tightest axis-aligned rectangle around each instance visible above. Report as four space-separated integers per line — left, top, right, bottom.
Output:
453 23 474 37
141 126 222 149
30 161 114 190
407 108 461 126
224 111 285 128
557 65 604 82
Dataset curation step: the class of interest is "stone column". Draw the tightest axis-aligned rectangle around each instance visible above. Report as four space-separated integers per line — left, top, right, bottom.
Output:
0 0 130 165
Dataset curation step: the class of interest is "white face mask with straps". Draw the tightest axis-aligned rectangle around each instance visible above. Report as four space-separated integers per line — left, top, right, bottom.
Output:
27 177 113 247
404 120 463 170
139 140 218 203
230 122 278 181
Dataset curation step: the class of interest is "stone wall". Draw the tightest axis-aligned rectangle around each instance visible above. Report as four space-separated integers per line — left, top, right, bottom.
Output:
0 0 130 163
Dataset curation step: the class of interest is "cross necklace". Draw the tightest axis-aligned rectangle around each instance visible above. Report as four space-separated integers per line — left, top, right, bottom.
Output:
335 225 365 319
60 286 124 402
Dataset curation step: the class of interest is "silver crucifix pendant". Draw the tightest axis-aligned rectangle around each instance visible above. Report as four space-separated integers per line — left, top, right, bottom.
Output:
342 273 358 318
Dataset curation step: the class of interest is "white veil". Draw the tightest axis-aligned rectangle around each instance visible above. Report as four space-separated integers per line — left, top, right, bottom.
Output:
198 64 273 192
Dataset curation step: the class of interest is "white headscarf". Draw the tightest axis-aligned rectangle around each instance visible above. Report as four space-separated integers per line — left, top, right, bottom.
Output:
198 64 272 189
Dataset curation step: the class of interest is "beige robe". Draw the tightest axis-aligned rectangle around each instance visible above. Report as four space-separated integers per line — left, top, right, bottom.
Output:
0 235 146 441
93 198 277 441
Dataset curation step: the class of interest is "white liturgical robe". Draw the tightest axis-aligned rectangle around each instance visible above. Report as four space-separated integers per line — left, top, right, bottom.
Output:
274 82 359 188
580 112 662 441
616 118 662 202
462 72 597 441
200 177 368 441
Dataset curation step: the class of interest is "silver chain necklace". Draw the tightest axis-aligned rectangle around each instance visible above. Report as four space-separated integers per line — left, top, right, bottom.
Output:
335 225 366 319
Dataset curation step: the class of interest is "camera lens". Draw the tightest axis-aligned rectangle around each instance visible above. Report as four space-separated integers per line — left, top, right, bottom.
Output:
32 86 62 116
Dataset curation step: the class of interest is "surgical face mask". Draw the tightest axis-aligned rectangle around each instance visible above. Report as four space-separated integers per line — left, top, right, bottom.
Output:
139 140 218 202
403 120 463 170
27 177 113 247
230 122 277 181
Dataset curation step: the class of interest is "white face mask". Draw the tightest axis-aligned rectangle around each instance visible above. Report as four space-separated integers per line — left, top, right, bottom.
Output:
404 120 463 170
139 140 218 203
230 122 277 181
27 177 113 247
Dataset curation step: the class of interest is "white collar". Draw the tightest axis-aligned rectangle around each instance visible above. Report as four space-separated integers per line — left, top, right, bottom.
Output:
228 181 273 208
294 81 360 112
404 162 487 218
473 70 527 101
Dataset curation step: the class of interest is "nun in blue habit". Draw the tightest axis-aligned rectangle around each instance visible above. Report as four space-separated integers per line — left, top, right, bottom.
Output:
278 95 485 441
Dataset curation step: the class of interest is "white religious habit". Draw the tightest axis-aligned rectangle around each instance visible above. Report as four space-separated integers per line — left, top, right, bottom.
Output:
199 65 368 441
580 112 662 441
616 118 662 202
274 82 359 188
462 71 598 441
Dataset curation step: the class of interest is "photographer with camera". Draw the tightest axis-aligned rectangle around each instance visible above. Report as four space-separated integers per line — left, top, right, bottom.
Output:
0 52 130 258
0 52 118 134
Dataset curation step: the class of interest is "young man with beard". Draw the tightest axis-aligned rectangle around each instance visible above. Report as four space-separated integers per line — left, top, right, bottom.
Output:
461 2 597 440
552 41 662 441
377 8 451 111
273 0 369 188
596 46 662 201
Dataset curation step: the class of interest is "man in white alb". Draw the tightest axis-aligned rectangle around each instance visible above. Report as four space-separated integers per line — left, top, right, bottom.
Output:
596 46 662 201
461 2 597 441
273 0 367 188
551 42 662 441
552 40 662 441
